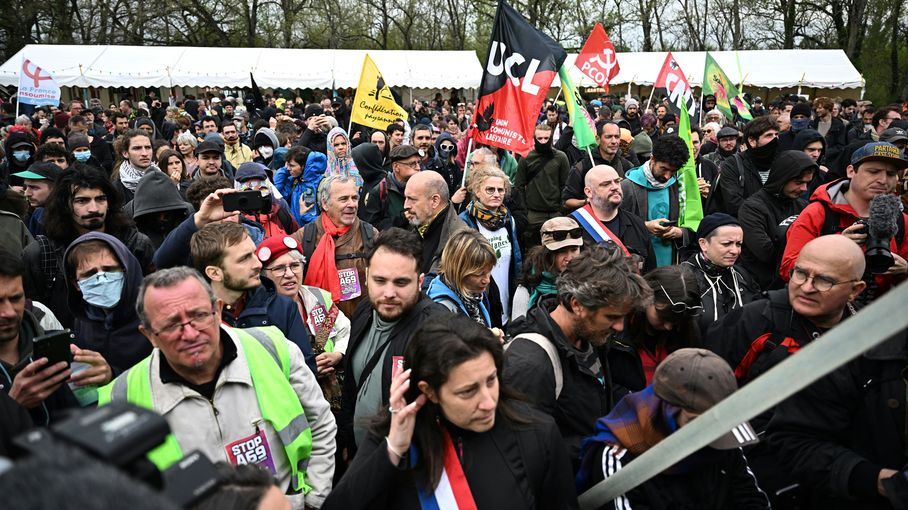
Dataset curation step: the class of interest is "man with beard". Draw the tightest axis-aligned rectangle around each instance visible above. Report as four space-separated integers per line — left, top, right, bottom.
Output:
221 121 253 167
714 116 781 217
563 122 634 211
503 243 650 466
22 165 155 328
704 126 740 168
515 123 571 247
624 98 642 135
410 124 434 169
113 130 159 203
338 228 445 455
190 221 316 374
402 170 468 279
573 164 655 272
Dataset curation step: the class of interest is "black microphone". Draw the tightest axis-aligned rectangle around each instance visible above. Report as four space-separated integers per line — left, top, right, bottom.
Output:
865 194 901 273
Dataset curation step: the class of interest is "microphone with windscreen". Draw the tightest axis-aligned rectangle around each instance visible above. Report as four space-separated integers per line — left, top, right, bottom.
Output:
864 194 901 274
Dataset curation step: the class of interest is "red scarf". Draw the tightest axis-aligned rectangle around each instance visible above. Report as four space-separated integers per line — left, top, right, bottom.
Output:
303 215 352 300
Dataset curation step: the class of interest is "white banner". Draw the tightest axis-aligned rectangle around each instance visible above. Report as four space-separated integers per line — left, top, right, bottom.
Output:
18 58 60 106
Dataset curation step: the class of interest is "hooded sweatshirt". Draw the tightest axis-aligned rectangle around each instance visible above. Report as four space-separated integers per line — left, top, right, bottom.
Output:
791 128 829 197
425 131 463 196
125 170 194 249
63 232 152 375
252 127 280 167
737 150 815 289
1 131 35 186
272 150 327 226
351 142 387 194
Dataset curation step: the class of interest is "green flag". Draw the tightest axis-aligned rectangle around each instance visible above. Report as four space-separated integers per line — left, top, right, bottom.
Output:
678 101 703 231
702 52 740 121
558 65 597 148
732 95 753 120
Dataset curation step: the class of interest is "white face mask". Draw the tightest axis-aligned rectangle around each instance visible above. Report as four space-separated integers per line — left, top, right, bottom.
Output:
258 146 274 159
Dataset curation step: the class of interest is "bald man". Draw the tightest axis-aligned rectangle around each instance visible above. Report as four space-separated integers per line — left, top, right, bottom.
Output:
571 165 655 272
403 170 468 277
705 235 866 506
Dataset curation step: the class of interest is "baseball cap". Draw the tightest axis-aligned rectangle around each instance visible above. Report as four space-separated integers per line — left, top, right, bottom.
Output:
540 217 583 251
850 141 908 169
653 348 759 449
12 161 64 181
235 162 269 182
390 144 420 162
196 141 223 155
881 127 908 144
716 126 739 139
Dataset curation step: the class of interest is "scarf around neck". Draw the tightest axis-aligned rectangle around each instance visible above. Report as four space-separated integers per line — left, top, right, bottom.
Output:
469 201 509 231
304 214 353 300
642 160 671 190
528 271 558 309
119 160 158 192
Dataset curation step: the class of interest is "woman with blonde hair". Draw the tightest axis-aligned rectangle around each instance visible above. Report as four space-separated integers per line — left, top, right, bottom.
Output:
426 229 497 327
459 164 522 326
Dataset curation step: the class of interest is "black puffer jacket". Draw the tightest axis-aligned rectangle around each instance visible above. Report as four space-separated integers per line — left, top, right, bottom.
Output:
716 151 767 217
503 298 612 465
737 150 814 289
768 333 908 510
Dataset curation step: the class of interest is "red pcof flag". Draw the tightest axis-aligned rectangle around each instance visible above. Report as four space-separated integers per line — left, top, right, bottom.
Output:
653 52 697 118
574 23 620 92
471 1 566 156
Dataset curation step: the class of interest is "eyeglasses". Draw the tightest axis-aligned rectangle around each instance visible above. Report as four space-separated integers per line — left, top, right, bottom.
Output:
483 186 506 196
396 160 420 169
659 284 703 317
151 310 217 338
543 228 583 241
440 143 456 151
789 267 858 292
266 262 303 276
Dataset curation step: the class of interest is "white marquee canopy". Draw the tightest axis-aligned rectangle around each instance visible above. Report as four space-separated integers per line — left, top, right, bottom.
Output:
0 45 862 92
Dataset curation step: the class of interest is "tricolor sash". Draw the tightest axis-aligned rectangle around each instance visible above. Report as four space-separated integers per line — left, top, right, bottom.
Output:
571 204 631 256
416 429 478 510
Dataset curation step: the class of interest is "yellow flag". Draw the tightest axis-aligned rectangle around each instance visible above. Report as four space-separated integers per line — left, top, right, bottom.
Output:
350 54 409 130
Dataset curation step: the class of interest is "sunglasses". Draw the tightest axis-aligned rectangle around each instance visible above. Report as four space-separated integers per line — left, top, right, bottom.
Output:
440 143 455 151
659 284 703 317
543 228 583 241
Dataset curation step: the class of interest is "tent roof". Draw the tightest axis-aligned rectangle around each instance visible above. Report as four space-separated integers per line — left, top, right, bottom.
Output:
0 45 483 89
560 49 863 89
0 45 862 91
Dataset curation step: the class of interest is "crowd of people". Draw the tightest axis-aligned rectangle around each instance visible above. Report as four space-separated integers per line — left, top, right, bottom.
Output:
0 87 907 510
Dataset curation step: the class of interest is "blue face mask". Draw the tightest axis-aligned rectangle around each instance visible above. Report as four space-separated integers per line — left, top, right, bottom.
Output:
13 150 31 162
73 151 92 162
791 118 810 133
78 271 124 309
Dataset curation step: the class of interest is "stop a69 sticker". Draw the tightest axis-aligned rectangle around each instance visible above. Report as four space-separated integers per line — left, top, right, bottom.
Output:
225 429 277 475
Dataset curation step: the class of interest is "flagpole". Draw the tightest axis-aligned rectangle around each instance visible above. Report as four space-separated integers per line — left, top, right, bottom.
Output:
698 88 704 126
586 146 595 167
15 55 22 119
644 86 656 112
461 137 474 188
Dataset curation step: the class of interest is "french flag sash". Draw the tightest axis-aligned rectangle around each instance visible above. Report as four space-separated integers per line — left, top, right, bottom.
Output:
571 204 631 256
416 429 478 510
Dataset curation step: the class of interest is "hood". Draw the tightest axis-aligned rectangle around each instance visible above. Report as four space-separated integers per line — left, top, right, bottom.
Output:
4 131 35 167
253 128 279 149
303 151 327 184
161 121 178 142
126 170 194 218
271 146 288 170
326 127 350 154
764 150 819 194
792 128 826 156
625 165 677 190
134 117 158 139
64 232 144 323
809 178 860 219
352 142 386 186
435 131 456 153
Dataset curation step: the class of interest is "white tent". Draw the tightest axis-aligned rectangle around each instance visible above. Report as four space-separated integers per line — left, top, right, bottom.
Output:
558 49 863 90
0 45 483 90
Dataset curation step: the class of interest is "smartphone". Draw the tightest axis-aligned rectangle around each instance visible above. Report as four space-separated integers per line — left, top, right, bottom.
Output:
660 220 678 227
33 330 74 369
223 190 267 212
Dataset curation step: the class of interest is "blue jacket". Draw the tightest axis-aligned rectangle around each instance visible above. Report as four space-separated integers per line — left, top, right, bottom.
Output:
426 277 492 327
273 151 327 226
458 207 523 294
153 214 264 270
222 278 317 375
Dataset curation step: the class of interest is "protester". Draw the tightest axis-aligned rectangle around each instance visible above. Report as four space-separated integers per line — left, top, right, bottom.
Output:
256 235 349 410
514 123 571 247
577 348 769 509
563 123 634 211
424 130 463 198
350 142 387 205
324 315 577 509
504 243 650 465
13 161 63 236
98 266 336 509
221 120 254 167
361 145 421 230
427 229 496 327
125 169 195 250
459 165 522 324
511 217 583 319
403 169 468 279
713 116 781 217
234 162 298 238
176 131 200 175
272 145 327 227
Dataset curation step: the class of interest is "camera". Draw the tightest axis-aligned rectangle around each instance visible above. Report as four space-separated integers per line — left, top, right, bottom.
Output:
2 403 221 509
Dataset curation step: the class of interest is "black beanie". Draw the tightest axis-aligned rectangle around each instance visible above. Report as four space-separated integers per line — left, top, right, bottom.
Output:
697 213 740 238
790 102 812 119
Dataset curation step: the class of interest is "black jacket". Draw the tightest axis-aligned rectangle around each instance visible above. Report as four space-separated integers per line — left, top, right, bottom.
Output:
562 150 634 202
0 390 32 457
716 152 767 217
682 253 760 335
324 402 578 510
577 208 656 273
339 294 446 454
582 442 771 510
810 116 847 164
768 333 908 509
503 299 612 465
737 151 813 289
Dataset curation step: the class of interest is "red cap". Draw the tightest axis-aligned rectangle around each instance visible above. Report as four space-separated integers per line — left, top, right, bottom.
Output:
254 235 301 267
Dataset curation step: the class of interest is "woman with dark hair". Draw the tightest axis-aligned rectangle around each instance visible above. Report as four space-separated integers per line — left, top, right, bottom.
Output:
607 265 703 400
510 217 582 320
157 149 192 192
193 463 291 510
323 315 577 509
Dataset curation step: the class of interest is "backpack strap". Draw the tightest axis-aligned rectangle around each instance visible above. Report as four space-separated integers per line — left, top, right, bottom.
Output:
734 152 745 188
301 222 318 262
507 333 563 399
36 235 58 293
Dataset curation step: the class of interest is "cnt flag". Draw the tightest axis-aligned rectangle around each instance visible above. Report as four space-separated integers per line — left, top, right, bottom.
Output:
574 23 620 92
677 101 704 231
18 58 60 107
350 54 409 131
472 0 566 156
702 52 740 121
653 52 696 119
557 66 597 148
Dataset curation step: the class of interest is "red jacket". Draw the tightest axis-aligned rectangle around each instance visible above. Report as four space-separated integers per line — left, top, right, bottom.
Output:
780 179 908 292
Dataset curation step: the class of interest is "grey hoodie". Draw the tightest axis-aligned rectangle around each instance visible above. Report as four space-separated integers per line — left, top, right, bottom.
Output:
124 170 194 248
